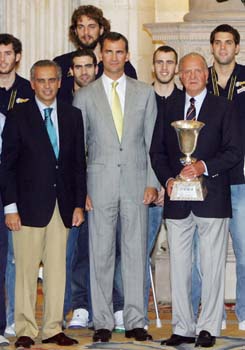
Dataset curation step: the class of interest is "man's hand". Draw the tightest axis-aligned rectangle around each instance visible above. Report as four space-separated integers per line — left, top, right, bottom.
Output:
166 179 175 197
143 187 158 205
85 195 93 211
72 207 85 226
153 187 165 206
5 213 21 231
180 160 205 180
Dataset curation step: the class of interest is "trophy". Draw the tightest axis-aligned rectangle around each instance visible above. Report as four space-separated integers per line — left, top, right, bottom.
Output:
170 120 207 201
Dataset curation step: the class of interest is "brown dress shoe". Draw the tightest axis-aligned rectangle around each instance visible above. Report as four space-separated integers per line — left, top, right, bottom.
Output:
15 336 35 348
42 332 78 346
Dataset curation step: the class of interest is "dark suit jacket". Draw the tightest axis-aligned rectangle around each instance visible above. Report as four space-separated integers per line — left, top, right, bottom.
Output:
150 91 242 219
0 98 86 228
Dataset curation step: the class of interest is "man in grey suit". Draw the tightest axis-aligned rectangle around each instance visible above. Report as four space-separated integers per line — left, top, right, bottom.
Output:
73 32 158 343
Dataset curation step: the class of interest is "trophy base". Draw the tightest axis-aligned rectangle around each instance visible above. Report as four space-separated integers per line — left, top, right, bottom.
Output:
170 177 207 201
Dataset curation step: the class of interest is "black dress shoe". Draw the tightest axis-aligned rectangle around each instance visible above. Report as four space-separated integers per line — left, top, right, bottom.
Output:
42 332 78 345
161 334 196 346
15 336 35 348
93 329 112 342
125 328 153 341
195 330 216 347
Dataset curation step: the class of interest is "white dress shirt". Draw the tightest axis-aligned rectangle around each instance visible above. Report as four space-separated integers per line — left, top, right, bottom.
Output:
102 73 126 115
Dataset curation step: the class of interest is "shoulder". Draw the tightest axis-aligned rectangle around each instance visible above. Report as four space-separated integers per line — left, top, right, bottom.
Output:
53 51 75 63
126 76 153 91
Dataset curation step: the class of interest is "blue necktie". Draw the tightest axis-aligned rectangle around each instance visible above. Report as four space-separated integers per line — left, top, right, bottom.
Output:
44 108 59 159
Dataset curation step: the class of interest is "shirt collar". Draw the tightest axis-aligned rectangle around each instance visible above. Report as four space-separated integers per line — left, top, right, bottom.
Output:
35 96 57 116
185 88 207 105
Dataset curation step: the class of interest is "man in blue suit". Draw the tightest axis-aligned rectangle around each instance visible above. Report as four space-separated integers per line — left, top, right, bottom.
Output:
0 60 86 348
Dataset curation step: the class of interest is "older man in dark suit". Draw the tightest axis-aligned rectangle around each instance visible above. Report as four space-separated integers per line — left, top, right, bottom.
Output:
150 52 241 348
0 60 86 348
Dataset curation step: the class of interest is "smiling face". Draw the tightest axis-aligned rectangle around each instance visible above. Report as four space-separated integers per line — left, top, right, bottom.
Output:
31 66 61 106
179 55 209 97
211 32 239 66
101 38 129 80
0 43 20 75
75 15 103 49
153 50 177 84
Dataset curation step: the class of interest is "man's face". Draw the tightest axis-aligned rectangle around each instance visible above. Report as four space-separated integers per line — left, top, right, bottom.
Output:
211 32 239 65
153 50 177 84
71 55 97 87
31 66 61 106
75 15 103 49
179 55 209 97
0 43 20 75
101 39 129 79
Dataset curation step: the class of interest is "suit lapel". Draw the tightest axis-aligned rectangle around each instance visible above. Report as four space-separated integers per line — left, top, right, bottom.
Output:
122 77 139 142
197 93 211 125
92 78 119 142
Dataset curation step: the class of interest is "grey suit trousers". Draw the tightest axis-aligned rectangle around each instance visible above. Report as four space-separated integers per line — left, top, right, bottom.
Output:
89 189 148 331
166 213 229 337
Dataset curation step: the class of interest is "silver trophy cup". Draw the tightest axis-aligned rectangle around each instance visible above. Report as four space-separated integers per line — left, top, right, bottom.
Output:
170 120 207 201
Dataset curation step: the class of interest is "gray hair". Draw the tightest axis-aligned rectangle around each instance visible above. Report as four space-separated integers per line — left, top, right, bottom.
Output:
30 60 62 80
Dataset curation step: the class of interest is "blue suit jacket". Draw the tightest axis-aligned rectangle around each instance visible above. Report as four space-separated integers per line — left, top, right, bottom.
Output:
0 98 86 228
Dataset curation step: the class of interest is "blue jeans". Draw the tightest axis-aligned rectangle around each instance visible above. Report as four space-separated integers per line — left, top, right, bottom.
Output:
70 214 92 318
144 205 163 324
0 197 8 335
113 222 124 312
229 184 245 322
63 225 81 318
5 230 15 327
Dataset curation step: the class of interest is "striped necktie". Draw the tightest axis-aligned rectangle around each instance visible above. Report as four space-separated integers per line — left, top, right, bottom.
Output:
111 81 123 142
44 107 59 159
186 97 196 120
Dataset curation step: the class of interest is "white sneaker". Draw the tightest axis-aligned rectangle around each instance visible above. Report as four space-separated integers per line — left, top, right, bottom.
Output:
221 320 227 330
144 324 149 330
114 310 125 332
239 320 245 330
68 308 88 328
4 323 15 336
0 335 10 346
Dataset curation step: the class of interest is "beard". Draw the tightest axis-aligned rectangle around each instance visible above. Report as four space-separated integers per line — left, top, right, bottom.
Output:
78 37 100 50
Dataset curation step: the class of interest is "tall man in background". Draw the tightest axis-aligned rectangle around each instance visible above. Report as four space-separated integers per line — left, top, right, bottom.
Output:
191 24 245 331
54 4 137 102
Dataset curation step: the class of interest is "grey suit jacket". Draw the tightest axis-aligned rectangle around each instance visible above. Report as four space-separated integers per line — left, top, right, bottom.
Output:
73 76 158 204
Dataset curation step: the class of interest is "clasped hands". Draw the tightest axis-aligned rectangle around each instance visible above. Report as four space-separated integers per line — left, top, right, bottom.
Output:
167 160 205 197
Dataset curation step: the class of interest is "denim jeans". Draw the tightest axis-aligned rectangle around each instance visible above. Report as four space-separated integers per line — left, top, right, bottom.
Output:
229 184 245 322
0 196 8 335
63 225 81 318
5 230 15 327
113 222 124 312
144 205 163 324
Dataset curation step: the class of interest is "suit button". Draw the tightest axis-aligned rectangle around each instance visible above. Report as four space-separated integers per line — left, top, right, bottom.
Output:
53 184 56 187
120 147 123 151
56 165 59 169
117 164 121 167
